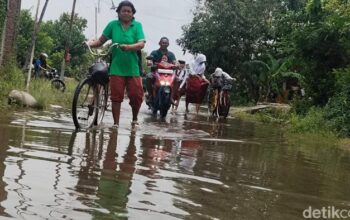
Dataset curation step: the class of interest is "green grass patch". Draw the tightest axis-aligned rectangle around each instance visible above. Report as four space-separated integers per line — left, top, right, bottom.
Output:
235 105 337 138
235 107 290 124
0 63 26 108
0 63 78 110
288 107 336 136
28 78 77 109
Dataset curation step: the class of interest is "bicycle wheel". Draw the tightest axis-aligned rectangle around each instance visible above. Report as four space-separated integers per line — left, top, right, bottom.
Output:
95 83 108 126
207 88 213 116
218 91 231 118
51 79 66 92
72 78 98 129
213 90 219 117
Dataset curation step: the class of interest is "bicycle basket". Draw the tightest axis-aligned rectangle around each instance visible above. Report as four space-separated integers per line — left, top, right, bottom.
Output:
89 62 109 85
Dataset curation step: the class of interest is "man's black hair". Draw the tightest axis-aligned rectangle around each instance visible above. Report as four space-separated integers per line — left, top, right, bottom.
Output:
178 60 185 64
159 37 169 42
116 1 136 14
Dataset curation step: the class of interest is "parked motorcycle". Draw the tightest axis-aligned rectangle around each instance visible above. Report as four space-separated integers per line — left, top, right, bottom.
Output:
45 68 66 92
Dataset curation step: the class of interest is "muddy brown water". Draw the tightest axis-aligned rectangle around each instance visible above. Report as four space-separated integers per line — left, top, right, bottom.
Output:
0 102 350 219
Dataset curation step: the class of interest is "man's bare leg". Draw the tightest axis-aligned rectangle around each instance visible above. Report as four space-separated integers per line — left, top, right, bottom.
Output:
195 104 200 114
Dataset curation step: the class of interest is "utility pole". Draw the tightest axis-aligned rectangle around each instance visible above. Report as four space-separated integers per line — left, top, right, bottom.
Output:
98 0 101 13
110 0 116 10
25 0 41 91
60 0 77 80
95 6 98 39
25 0 49 91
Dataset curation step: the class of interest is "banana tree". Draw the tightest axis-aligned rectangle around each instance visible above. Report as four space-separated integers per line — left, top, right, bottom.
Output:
241 54 303 103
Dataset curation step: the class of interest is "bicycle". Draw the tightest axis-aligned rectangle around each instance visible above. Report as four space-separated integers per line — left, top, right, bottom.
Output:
72 43 119 130
208 79 233 118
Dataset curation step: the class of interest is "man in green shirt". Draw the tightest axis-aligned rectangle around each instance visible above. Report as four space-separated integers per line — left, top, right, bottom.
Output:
87 1 145 127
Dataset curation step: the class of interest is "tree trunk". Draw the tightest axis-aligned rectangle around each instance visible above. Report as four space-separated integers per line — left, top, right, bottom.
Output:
0 0 21 66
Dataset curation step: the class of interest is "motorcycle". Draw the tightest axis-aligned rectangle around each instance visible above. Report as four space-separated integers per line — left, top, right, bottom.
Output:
44 68 59 80
146 57 177 118
44 68 66 92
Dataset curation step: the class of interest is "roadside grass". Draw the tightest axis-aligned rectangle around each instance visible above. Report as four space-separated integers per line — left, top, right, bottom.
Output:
0 64 25 108
288 107 336 137
234 107 290 124
234 106 337 139
28 78 76 109
0 63 77 110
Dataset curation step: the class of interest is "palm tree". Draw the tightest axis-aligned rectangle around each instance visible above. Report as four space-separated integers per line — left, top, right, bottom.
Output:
0 0 22 66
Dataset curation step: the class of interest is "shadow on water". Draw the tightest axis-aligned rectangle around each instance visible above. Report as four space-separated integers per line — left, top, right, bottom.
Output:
1 104 350 219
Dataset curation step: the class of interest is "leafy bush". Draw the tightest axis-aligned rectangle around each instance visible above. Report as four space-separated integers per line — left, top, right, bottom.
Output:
324 67 350 136
0 0 6 37
290 97 313 116
0 62 25 107
288 107 334 135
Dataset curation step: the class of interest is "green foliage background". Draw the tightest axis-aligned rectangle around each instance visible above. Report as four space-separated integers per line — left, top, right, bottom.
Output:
1 0 350 137
178 0 350 136
0 0 6 37
17 10 92 78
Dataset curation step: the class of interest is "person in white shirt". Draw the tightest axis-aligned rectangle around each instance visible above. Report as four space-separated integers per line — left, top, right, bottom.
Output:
210 67 235 87
181 54 209 114
210 67 236 93
172 60 187 112
211 67 233 80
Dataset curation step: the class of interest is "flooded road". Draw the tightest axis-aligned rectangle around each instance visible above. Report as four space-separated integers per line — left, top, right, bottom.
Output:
1 102 350 219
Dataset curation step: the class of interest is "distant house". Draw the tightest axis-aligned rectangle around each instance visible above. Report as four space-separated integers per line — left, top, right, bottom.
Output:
276 77 304 103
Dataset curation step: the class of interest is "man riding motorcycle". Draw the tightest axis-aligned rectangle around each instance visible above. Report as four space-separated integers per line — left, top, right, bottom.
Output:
33 52 53 78
146 37 177 105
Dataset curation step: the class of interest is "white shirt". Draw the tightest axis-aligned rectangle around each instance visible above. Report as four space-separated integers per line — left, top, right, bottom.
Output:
179 54 207 89
178 69 187 82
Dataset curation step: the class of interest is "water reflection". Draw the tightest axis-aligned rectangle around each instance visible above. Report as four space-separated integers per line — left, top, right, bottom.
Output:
93 130 137 219
1 108 350 219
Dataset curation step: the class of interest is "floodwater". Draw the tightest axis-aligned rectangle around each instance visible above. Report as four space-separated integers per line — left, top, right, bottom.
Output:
0 102 350 220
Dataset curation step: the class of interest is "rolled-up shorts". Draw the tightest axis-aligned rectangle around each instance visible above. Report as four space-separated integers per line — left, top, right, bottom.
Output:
109 75 144 109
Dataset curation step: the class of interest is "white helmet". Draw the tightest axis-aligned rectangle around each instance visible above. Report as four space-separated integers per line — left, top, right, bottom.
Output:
40 52 48 58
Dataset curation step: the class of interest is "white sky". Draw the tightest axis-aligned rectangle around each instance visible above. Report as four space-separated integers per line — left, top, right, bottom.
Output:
21 0 196 62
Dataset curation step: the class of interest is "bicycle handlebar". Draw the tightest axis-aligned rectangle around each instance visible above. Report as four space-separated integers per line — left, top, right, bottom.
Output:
85 42 120 57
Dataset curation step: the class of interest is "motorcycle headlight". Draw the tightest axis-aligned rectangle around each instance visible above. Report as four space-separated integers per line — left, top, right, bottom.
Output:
160 80 166 86
165 81 171 86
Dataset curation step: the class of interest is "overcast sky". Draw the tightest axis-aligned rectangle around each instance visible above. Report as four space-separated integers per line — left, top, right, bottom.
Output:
21 0 196 62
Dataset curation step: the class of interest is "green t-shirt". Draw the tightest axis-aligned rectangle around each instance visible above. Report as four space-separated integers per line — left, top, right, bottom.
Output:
102 19 145 76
